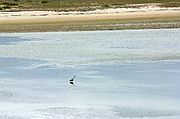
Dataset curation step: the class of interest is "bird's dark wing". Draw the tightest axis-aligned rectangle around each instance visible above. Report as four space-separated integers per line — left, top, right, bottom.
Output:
69 76 75 81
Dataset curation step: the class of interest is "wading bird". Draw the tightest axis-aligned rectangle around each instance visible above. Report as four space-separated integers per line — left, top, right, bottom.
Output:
69 76 75 85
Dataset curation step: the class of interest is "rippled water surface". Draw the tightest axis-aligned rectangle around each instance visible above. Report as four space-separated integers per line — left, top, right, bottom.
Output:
0 29 180 119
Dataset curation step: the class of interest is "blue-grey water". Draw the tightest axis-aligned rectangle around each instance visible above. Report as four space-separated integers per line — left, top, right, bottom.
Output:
0 29 180 119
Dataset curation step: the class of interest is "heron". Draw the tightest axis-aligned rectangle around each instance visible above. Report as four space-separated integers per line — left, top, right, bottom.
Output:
69 76 75 82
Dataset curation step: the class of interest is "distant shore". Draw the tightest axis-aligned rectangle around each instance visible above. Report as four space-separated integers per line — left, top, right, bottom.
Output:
0 6 180 32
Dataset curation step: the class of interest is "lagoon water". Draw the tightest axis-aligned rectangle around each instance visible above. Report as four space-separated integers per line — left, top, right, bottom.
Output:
0 29 180 119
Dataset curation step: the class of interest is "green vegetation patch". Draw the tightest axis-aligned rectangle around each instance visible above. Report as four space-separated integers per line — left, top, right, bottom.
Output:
159 2 180 7
0 0 180 11
1 1 18 6
0 1 19 10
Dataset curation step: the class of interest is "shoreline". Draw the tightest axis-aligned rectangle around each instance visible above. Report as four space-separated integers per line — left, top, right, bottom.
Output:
0 6 180 33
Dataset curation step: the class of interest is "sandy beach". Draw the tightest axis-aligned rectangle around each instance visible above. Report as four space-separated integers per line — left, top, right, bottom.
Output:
0 6 180 32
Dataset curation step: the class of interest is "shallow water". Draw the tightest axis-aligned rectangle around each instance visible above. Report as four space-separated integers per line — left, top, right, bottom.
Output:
0 29 180 119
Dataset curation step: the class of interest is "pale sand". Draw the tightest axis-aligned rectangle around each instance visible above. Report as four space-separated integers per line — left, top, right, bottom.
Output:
0 6 180 32
0 6 180 23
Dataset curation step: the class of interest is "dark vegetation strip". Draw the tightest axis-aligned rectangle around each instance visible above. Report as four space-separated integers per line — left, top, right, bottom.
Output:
0 0 180 11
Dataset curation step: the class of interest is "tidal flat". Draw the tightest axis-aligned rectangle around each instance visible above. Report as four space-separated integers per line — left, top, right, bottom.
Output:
0 29 180 119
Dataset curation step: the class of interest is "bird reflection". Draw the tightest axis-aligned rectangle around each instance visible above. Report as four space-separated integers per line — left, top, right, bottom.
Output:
70 82 74 85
